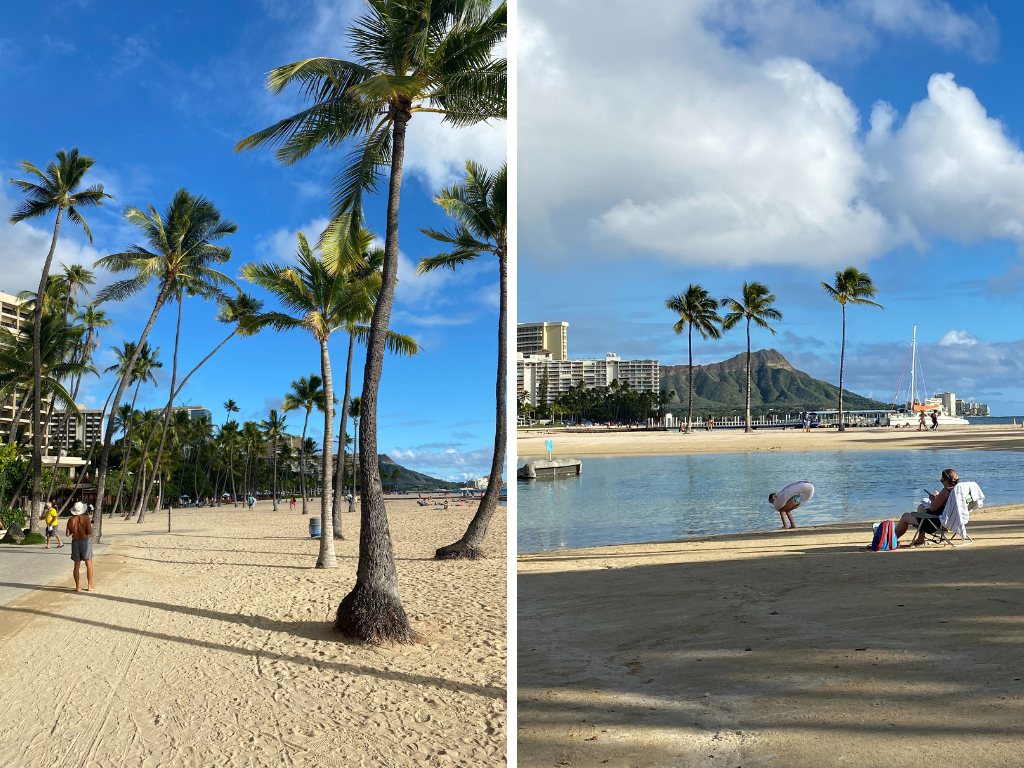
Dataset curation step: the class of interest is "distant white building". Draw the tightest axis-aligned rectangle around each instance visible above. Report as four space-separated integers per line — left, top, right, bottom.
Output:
517 351 659 405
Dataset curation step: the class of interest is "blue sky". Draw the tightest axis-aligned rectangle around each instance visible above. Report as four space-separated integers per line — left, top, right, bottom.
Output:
520 0 1024 415
0 0 506 480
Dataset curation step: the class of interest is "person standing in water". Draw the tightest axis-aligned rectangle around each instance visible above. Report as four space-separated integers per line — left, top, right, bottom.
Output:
768 481 815 530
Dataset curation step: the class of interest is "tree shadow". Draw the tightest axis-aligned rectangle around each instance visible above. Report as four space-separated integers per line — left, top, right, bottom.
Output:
0 585 505 701
519 515 1024 765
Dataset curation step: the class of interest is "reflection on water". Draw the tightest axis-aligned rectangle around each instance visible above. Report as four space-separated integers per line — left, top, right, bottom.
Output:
517 450 1024 553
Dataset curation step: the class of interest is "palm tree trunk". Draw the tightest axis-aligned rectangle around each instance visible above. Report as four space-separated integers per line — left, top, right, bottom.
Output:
316 338 338 568
744 319 752 434
93 278 173 542
30 204 65 534
436 249 507 559
54 379 118 515
335 332 356 532
299 409 310 515
687 322 693 433
230 447 237 506
271 437 278 511
139 299 183 520
336 110 413 643
838 304 846 433
6 387 30 441
111 382 142 518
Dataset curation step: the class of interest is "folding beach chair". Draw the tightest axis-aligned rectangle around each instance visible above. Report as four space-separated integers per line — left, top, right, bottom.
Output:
915 483 982 547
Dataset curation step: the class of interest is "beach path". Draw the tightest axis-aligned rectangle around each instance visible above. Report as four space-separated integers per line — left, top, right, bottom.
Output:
0 536 111 607
519 505 1024 767
0 500 506 767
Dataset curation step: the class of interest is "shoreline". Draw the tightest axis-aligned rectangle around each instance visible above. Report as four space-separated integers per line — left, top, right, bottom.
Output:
517 422 1024 458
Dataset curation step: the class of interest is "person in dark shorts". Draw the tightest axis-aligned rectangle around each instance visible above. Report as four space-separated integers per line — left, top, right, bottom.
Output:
44 502 63 548
65 502 94 591
895 468 958 546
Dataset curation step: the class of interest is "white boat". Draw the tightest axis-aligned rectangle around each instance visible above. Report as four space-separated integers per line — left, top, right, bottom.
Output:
887 326 969 427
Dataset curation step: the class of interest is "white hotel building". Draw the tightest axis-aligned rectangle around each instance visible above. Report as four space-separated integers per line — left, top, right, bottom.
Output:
517 351 660 405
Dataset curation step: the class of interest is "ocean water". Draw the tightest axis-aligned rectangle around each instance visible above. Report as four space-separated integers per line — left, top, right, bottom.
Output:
517 450 1024 553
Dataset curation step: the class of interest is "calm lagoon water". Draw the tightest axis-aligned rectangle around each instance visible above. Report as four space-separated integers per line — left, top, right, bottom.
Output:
517 450 1024 553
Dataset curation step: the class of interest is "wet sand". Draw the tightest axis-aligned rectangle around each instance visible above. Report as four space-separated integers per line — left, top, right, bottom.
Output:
0 498 506 767
518 503 1024 767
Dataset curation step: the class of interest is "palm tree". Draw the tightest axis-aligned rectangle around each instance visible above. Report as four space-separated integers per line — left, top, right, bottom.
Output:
106 341 161 517
418 160 507 559
8 148 112 531
665 285 723 433
282 374 325 515
242 231 384 566
91 188 237 541
821 268 883 432
261 409 287 510
721 282 783 433
237 0 505 645
220 420 242 507
57 263 96 318
348 396 361 512
224 399 239 422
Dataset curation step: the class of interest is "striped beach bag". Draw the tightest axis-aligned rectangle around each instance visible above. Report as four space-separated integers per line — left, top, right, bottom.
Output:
869 520 899 551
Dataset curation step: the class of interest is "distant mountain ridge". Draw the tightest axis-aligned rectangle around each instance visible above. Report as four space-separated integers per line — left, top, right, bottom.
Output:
376 454 464 490
660 349 889 416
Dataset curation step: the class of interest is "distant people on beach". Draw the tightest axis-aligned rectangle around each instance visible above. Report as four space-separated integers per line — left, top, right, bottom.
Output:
768 481 814 530
289 496 296 511
918 412 927 431
706 415 714 431
247 495 256 510
895 468 958 546
802 412 811 433
931 410 939 430
66 502 94 592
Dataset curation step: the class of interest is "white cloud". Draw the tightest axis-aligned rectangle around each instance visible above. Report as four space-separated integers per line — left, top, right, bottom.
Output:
520 0 1019 269
704 0 997 63
394 252 454 305
254 217 330 262
403 111 507 193
939 329 978 346
390 445 493 469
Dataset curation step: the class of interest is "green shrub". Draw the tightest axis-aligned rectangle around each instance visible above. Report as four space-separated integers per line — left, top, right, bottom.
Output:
19 531 46 545
0 507 27 529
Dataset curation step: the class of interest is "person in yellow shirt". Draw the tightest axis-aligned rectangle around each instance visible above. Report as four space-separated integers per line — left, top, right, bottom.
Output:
44 502 63 549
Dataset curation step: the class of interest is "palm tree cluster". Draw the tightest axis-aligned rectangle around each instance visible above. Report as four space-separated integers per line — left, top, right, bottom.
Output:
521 381 675 427
237 0 506 642
5 0 506 646
665 270 882 433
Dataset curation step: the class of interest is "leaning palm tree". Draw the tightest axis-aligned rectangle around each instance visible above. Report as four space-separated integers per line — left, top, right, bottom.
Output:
90 188 237 542
282 373 325 515
261 409 287 511
821 268 883 432
418 160 506 559
665 285 723 433
721 282 783 434
237 0 505 645
8 148 112 531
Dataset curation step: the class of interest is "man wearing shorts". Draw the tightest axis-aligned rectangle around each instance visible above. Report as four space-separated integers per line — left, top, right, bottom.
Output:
65 502 94 592
45 502 63 548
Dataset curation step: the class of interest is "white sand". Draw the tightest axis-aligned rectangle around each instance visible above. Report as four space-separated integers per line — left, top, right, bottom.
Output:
0 498 506 766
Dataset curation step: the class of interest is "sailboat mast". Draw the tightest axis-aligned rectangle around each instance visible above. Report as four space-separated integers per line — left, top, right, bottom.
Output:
910 326 917 408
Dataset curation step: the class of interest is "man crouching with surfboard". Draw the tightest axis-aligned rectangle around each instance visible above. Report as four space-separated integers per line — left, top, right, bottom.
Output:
768 481 815 530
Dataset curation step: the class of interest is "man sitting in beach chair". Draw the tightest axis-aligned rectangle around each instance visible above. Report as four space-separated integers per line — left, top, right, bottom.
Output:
895 469 982 547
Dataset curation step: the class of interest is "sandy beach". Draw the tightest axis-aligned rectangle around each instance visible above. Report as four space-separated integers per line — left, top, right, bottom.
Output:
0 498 506 767
518 423 1024 458
518 503 1024 767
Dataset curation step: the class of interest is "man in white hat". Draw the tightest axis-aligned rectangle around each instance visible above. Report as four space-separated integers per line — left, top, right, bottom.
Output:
65 502 94 592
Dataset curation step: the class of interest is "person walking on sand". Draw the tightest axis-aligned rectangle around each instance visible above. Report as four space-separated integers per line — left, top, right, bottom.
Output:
768 481 815 530
931 410 939 430
289 496 296 511
65 502 94 592
45 502 63 549
706 415 714 432
918 411 926 431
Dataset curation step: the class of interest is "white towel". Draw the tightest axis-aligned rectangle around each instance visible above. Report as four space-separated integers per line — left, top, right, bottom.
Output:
941 481 984 541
